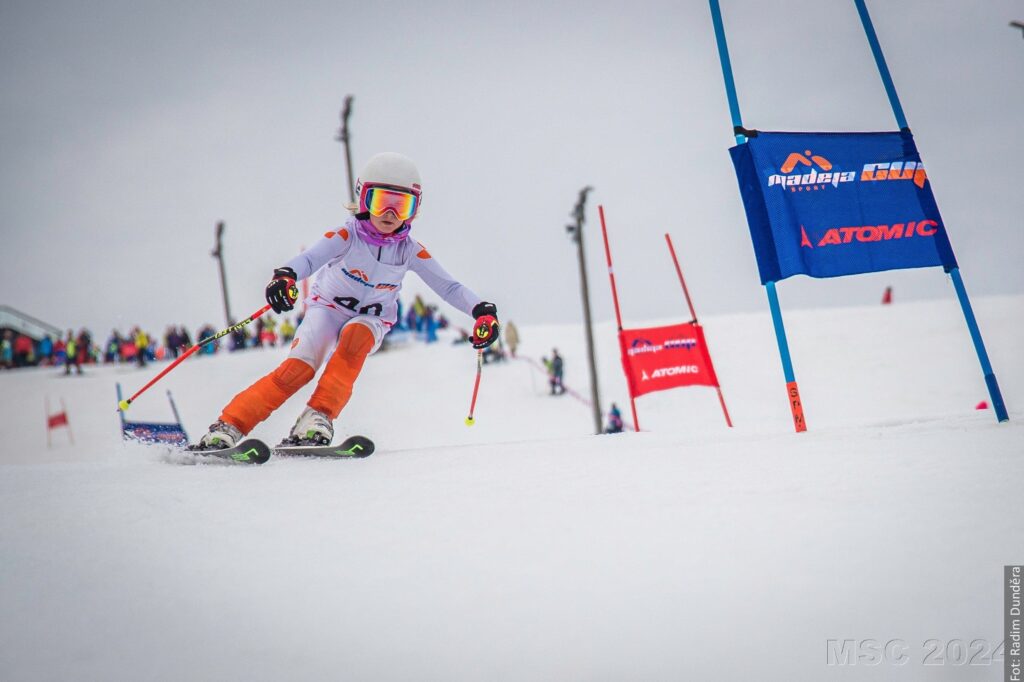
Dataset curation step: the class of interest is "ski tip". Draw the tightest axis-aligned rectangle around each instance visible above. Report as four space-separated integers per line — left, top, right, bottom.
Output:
464 416 475 427
234 439 272 464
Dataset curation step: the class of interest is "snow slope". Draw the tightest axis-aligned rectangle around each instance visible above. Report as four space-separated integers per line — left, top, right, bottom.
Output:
1 296 1022 681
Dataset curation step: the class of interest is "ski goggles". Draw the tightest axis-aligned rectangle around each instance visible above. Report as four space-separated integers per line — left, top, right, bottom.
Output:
361 186 420 221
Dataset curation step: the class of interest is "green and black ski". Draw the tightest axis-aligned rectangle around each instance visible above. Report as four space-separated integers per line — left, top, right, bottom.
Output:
273 435 375 459
186 438 272 465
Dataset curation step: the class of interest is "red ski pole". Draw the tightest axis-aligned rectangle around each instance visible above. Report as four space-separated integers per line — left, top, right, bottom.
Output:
465 349 484 426
464 314 498 426
117 303 274 412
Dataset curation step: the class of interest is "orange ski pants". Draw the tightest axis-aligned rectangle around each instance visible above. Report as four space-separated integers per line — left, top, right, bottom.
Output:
220 322 375 434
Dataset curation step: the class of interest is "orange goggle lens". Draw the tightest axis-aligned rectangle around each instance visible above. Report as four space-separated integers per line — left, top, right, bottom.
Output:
364 187 419 221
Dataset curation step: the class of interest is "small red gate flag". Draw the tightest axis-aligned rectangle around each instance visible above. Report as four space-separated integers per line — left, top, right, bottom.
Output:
619 322 720 399
45 396 74 447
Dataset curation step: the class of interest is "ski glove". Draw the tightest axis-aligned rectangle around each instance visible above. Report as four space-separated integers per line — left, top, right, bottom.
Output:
265 267 299 313
471 301 500 350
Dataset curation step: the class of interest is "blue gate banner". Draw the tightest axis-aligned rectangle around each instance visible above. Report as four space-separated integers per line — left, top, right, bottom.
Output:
729 130 958 284
122 421 188 446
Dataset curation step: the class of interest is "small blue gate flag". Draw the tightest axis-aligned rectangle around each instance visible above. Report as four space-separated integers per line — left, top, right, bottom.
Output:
729 130 958 284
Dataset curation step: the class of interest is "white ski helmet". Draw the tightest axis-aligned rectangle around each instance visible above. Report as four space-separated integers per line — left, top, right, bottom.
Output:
355 152 422 217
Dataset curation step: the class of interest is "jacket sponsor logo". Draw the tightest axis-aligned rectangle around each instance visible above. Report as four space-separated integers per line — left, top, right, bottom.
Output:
342 267 398 290
768 150 856 192
861 161 927 188
801 219 939 248
341 268 372 287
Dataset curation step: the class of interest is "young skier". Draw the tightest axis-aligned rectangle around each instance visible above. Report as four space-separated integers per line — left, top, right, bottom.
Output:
194 152 500 449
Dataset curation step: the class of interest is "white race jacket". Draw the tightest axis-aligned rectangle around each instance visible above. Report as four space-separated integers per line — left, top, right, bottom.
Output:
282 217 481 325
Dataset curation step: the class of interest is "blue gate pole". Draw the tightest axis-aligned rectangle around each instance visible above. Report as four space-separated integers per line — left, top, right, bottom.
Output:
166 390 190 440
853 0 908 130
710 0 807 432
708 0 745 144
116 382 127 431
855 0 1008 423
949 269 1009 421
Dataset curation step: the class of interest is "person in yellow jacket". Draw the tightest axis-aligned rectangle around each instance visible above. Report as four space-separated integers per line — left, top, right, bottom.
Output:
134 328 149 369
278 317 296 344
263 315 278 346
64 330 82 375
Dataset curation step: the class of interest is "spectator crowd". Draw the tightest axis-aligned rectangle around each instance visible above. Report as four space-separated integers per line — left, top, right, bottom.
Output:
0 312 304 374
2 295 464 374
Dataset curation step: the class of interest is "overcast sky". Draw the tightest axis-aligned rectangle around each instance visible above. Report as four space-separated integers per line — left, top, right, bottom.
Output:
2 0 1022 338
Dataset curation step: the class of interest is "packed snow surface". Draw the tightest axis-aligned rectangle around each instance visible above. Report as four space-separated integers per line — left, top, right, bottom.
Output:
2 296 1022 681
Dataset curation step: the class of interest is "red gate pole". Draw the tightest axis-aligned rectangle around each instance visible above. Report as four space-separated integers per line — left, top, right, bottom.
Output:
713 382 733 428
665 233 698 323
665 233 733 428
598 205 640 432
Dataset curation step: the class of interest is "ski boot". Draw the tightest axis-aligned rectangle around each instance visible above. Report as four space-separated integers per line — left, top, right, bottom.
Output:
281 406 334 446
190 420 243 451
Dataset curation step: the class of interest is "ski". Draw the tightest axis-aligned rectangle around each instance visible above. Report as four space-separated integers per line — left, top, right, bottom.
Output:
273 435 375 459
186 438 272 465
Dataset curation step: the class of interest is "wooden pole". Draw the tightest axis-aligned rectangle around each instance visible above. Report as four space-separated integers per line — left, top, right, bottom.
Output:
336 96 356 205
211 221 233 326
568 188 603 435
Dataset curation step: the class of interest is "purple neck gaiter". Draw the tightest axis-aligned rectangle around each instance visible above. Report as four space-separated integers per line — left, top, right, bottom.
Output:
355 218 411 247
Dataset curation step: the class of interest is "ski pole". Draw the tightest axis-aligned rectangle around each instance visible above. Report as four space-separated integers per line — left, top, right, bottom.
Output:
117 303 274 412
464 349 484 426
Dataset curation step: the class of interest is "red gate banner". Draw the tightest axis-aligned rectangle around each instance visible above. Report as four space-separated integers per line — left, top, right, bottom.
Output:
619 322 719 398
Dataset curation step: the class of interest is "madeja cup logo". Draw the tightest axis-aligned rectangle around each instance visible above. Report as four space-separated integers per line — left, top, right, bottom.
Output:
860 160 928 188
627 338 658 357
768 150 857 192
627 337 699 357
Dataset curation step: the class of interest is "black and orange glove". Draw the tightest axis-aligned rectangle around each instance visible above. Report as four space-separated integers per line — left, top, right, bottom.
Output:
471 301 499 349
265 267 299 313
